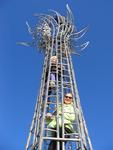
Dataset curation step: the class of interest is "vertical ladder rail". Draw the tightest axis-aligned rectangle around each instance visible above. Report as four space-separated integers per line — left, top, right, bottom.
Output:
38 18 57 150
68 53 93 150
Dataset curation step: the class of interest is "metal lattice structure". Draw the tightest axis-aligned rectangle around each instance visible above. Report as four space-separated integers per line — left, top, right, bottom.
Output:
21 4 93 150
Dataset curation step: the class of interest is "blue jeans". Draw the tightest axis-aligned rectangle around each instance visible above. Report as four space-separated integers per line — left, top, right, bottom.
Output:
50 73 55 82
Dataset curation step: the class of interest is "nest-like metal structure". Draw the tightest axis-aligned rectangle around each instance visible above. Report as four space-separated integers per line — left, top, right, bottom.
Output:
19 4 89 55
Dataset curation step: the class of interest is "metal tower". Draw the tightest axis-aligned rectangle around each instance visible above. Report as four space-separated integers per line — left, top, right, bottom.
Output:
21 4 93 150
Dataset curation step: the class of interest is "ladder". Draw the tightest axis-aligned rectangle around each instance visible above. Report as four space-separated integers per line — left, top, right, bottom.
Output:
24 4 93 150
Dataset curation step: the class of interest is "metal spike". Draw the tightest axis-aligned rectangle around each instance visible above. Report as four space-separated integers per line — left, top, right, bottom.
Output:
26 21 32 34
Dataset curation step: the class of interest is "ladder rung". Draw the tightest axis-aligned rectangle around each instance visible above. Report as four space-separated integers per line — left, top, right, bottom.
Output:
47 102 57 104
63 87 71 89
51 64 57 66
62 69 69 72
43 137 81 141
58 83 70 85
63 82 71 84
48 95 57 98
64 132 79 136
44 128 57 132
63 75 70 78
62 57 67 60
58 63 68 66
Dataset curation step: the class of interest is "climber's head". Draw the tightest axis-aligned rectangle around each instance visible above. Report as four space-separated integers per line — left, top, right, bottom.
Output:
64 93 73 104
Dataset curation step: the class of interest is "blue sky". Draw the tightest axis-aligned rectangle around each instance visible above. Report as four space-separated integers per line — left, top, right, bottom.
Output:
0 0 112 150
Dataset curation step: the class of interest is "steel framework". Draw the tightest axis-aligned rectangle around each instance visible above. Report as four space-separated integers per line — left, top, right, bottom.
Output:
21 4 93 150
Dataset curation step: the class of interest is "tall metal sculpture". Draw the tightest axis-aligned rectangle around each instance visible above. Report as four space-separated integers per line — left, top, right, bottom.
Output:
20 4 93 150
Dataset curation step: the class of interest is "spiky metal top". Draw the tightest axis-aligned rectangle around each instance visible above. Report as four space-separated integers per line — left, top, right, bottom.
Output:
19 4 89 55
